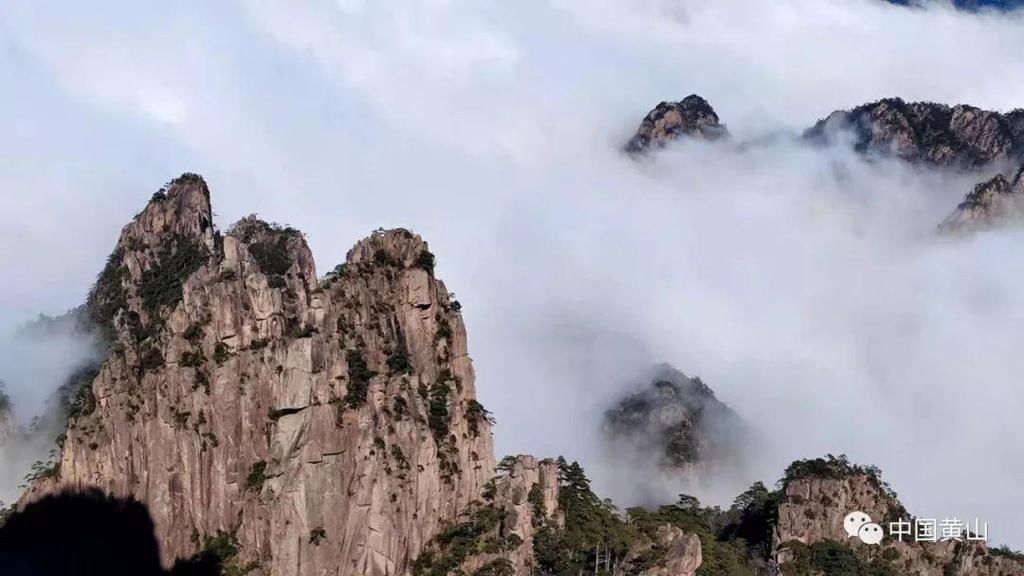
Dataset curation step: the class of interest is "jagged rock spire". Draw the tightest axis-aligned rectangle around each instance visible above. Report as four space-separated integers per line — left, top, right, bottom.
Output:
603 364 746 482
939 165 1024 233
626 95 729 154
20 174 496 576
806 98 1024 168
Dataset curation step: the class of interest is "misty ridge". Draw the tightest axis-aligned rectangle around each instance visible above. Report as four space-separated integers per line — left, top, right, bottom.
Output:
0 311 100 508
2 0 1024 575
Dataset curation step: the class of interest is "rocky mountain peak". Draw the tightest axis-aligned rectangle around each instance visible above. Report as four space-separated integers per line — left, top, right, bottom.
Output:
18 174 496 576
626 95 729 153
224 215 317 290
124 173 216 254
85 173 220 337
806 98 1024 168
939 165 1024 233
346 228 433 271
773 455 1023 576
603 364 745 479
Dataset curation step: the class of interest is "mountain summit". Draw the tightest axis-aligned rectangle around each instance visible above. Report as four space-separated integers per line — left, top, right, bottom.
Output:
625 95 729 154
603 365 746 484
805 98 1024 168
17 174 496 575
3 175 1023 576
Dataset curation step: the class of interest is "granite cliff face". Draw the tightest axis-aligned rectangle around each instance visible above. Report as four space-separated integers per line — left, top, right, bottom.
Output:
19 174 496 576
413 455 564 576
806 98 1024 168
806 99 1024 232
774 457 1024 576
426 453 1024 576
8 175 1024 576
939 164 1024 233
412 454 705 576
603 365 745 484
625 95 729 154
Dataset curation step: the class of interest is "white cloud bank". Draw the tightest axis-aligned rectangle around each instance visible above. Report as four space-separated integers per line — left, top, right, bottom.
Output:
1 0 1024 546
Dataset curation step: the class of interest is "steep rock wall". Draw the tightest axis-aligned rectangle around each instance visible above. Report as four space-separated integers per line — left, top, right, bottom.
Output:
21 175 496 576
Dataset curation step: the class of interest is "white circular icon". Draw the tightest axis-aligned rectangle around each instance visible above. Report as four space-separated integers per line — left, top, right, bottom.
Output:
858 522 884 545
844 511 872 538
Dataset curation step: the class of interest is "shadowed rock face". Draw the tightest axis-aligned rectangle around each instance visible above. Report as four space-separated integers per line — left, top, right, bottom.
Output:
0 383 13 445
806 98 1024 168
626 95 729 153
940 165 1024 233
18 174 496 576
603 365 745 482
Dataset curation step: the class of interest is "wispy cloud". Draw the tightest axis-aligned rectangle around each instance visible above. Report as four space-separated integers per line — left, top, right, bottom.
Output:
1 0 1024 546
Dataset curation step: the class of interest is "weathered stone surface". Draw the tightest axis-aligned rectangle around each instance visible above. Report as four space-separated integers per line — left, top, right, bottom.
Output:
603 364 745 484
446 455 564 576
19 175 496 576
488 455 562 573
940 165 1024 233
626 95 729 153
774 461 1024 576
806 98 1024 168
619 526 701 576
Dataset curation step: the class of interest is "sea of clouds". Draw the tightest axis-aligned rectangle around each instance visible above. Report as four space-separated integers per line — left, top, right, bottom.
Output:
1 0 1023 546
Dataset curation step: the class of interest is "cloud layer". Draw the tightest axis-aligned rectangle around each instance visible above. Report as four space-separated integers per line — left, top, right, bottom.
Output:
2 0 1024 545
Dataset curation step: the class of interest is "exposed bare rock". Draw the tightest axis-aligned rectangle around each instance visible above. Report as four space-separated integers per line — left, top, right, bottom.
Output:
0 383 13 446
613 524 703 576
480 456 563 574
415 454 711 576
939 165 1024 233
806 98 1024 168
626 95 729 153
773 456 1024 576
18 173 496 576
603 364 745 485
414 455 563 576
620 525 701 576
774 470 904 548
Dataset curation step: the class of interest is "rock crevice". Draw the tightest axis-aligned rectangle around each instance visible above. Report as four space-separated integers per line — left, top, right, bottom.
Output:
20 175 496 576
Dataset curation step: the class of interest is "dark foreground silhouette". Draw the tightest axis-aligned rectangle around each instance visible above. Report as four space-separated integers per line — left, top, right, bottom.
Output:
0 488 219 576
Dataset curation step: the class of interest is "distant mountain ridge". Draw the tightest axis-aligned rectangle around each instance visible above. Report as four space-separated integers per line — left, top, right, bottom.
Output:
3 155 1024 576
602 365 746 483
629 95 1024 233
888 0 1024 10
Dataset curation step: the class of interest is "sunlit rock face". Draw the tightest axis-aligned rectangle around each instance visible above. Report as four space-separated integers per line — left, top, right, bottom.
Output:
774 457 1024 576
940 164 1024 233
412 454 706 576
626 95 729 154
18 174 496 576
603 364 747 486
806 98 1024 169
